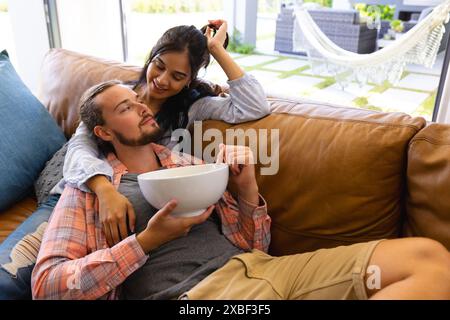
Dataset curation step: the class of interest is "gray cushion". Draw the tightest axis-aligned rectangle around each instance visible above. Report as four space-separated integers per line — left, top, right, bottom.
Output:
34 143 68 206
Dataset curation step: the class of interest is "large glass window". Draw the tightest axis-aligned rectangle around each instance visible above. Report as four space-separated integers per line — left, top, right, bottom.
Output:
56 0 124 61
256 0 281 53
44 0 449 121
245 0 449 121
123 0 224 65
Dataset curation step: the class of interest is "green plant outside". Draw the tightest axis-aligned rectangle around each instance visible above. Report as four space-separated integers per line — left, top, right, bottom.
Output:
258 0 332 13
370 81 392 94
131 0 332 15
232 44 255 55
354 3 395 21
304 0 333 7
0 1 8 12
353 96 369 107
315 77 336 89
390 19 404 32
131 0 222 14
228 28 255 55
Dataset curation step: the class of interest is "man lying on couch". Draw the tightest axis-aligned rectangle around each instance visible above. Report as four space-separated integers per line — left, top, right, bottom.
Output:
31 80 450 300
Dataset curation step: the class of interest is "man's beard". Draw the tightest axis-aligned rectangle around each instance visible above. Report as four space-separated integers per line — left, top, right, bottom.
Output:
113 126 163 146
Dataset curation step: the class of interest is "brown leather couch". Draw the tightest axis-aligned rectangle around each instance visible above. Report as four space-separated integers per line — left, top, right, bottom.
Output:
1 48 449 256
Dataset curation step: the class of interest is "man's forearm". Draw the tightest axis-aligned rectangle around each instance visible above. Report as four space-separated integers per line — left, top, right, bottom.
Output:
136 230 160 254
209 45 244 81
33 235 147 300
86 174 114 194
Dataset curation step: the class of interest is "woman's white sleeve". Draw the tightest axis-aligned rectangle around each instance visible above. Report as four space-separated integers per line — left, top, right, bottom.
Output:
188 73 270 125
63 122 113 193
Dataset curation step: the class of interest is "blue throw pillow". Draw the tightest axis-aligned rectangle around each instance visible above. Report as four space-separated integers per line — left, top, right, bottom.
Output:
0 50 66 211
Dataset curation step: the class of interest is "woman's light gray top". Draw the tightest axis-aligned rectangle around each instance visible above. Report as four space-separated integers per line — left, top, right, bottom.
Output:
59 73 270 193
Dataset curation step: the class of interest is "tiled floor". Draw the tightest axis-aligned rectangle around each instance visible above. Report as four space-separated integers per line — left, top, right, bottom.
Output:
369 89 431 114
205 51 444 121
233 55 279 67
262 59 310 71
397 74 440 92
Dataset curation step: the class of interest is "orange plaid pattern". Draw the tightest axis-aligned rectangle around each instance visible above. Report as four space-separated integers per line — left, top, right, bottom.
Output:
32 143 271 300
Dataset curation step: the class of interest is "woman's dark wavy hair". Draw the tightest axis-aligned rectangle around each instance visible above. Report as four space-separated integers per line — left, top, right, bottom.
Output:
133 24 228 132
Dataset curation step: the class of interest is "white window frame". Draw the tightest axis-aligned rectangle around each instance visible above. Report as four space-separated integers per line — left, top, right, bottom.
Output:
436 64 450 123
223 0 257 45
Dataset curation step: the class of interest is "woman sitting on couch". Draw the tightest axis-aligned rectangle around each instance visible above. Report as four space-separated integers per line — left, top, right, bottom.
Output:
0 19 270 299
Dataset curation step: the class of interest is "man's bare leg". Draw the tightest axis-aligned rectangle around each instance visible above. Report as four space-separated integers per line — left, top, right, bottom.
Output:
364 237 450 299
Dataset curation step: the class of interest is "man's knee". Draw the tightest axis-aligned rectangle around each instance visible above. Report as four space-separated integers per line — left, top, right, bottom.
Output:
407 238 448 260
368 238 450 291
370 237 450 279
405 238 450 275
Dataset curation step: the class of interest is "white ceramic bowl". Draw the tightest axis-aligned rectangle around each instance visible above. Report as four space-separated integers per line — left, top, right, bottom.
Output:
137 163 229 217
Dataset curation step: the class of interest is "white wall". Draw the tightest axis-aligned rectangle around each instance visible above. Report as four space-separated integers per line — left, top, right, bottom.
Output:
0 11 18 66
8 0 49 93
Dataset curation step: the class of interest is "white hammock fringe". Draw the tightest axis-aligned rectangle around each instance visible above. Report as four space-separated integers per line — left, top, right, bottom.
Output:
292 0 450 87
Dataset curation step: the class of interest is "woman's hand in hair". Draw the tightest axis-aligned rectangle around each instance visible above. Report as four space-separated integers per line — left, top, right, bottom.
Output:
203 19 243 80
204 19 228 53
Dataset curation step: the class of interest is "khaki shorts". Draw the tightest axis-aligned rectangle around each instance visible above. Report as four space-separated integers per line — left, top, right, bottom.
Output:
183 240 383 300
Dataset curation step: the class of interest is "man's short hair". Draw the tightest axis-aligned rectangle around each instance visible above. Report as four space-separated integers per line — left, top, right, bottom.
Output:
79 79 122 131
79 79 122 153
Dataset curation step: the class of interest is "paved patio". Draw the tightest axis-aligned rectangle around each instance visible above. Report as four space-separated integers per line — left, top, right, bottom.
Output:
204 51 444 121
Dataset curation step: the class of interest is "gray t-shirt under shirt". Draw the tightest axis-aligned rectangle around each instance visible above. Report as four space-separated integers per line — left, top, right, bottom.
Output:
118 173 244 300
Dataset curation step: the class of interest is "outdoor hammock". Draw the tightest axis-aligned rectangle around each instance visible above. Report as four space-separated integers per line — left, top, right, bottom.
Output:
292 0 450 87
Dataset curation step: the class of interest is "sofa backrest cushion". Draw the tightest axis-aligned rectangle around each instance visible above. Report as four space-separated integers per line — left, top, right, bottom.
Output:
38 49 142 138
200 98 426 255
0 50 66 211
405 123 450 249
38 49 226 139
